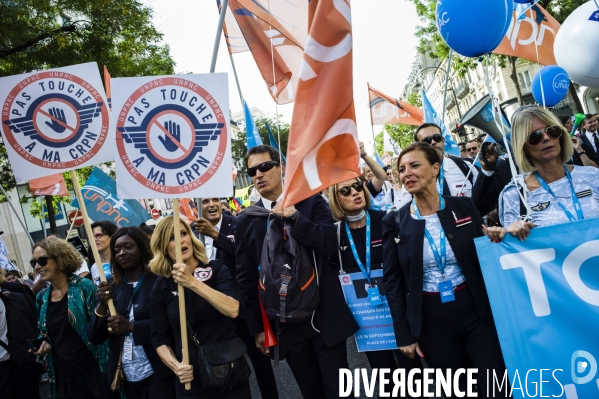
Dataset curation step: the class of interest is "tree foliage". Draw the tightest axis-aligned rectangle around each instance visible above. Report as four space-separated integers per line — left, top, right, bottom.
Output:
232 116 290 167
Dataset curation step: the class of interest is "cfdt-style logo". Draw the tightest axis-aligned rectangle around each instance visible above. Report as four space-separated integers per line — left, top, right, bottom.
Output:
2 71 108 169
571 350 597 384
116 77 227 194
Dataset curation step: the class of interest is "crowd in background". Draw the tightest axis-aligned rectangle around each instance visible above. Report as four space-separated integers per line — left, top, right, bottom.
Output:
1 105 598 399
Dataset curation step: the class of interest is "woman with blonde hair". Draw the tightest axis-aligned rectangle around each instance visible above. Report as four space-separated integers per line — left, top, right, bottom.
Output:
494 105 599 241
31 238 112 399
149 216 250 399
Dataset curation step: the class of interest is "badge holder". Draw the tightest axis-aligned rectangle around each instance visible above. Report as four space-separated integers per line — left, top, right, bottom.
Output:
438 280 455 303
367 284 383 307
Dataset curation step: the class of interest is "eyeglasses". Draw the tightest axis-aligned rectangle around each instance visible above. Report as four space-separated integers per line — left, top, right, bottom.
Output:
247 161 280 177
466 147 479 152
527 125 562 146
30 256 51 268
93 233 105 239
337 181 364 197
421 134 444 145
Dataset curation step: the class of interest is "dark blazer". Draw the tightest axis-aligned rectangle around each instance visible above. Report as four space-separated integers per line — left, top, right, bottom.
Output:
213 213 236 282
472 157 514 217
1 281 37 317
381 196 491 347
87 272 174 395
579 133 599 165
235 195 359 348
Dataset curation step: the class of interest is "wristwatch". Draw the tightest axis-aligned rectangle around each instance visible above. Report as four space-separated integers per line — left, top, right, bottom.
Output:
288 210 301 223
578 151 586 156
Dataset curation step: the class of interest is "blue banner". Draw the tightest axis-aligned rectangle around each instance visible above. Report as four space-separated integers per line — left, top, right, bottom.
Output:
72 167 150 228
244 100 263 150
266 122 286 164
339 269 397 352
421 89 460 156
474 219 599 398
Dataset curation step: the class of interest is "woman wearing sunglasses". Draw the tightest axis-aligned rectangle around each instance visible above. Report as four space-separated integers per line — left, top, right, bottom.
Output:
495 106 599 241
381 142 508 397
328 178 420 387
88 227 175 399
31 238 113 399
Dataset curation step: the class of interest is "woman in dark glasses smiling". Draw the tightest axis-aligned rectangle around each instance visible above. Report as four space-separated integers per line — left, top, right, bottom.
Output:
496 105 599 240
328 178 420 391
31 238 113 399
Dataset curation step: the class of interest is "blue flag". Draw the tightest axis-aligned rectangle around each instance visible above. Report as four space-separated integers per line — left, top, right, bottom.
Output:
72 167 150 228
266 122 286 164
244 100 263 149
474 219 599 398
421 89 460 156
374 152 385 167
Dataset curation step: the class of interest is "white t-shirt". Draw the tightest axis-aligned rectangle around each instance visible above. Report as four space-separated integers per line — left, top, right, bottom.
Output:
75 260 89 276
91 262 112 286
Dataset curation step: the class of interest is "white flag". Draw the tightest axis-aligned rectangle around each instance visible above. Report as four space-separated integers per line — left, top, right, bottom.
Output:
0 237 17 271
384 131 401 156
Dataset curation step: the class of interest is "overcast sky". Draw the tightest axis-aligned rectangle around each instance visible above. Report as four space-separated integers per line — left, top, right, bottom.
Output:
143 0 420 152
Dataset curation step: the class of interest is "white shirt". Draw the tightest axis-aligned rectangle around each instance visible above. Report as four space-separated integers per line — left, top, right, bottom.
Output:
383 186 412 210
261 193 283 210
204 217 223 261
91 262 112 286
75 259 89 276
585 131 599 153
0 300 9 362
436 157 479 197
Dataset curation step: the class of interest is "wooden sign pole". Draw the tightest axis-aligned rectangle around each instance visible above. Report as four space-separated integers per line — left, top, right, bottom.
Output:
172 199 191 390
69 170 117 316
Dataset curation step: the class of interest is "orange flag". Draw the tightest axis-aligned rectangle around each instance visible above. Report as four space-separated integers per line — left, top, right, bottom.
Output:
179 198 199 224
493 4 560 65
368 84 424 126
282 0 359 207
103 65 112 111
219 0 304 105
29 174 69 196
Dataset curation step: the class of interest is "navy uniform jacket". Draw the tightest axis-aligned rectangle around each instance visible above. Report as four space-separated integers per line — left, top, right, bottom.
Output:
87 273 174 396
234 195 358 349
382 196 492 347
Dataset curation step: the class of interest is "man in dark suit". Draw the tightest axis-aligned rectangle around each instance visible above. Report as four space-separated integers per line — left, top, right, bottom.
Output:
235 145 358 399
579 114 599 165
194 198 279 399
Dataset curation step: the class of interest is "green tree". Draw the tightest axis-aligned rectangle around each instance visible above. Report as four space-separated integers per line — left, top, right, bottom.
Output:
232 116 290 168
0 0 174 231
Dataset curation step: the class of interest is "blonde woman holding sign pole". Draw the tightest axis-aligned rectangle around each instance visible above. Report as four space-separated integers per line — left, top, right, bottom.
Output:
149 216 250 398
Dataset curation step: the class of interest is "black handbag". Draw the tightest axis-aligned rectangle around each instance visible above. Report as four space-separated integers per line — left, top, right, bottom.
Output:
187 321 251 392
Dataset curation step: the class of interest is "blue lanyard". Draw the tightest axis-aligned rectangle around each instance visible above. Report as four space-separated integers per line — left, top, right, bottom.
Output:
436 160 445 195
344 212 371 284
122 273 146 313
534 165 584 222
412 196 447 276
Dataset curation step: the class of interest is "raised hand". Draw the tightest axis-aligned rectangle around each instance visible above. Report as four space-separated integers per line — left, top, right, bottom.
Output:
45 107 67 133
158 121 181 152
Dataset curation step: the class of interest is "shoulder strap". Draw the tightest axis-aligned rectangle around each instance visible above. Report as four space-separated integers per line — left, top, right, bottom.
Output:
336 222 344 273
394 209 401 242
0 339 8 351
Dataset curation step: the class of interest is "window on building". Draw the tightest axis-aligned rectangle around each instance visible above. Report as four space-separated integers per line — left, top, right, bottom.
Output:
518 71 532 93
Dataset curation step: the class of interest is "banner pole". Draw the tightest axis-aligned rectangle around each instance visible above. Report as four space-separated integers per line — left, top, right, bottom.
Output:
39 196 47 239
228 53 244 103
172 199 191 391
0 184 35 246
69 170 116 316
441 49 453 126
210 0 229 73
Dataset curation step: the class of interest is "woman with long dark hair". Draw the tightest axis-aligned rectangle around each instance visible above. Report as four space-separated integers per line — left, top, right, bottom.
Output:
88 227 175 399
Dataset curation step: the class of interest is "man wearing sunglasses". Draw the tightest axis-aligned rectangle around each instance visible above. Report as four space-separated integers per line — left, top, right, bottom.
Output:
235 145 357 399
466 139 480 159
414 123 479 198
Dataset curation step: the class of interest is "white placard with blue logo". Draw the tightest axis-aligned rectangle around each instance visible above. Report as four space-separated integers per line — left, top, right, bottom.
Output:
338 269 397 352
474 219 599 399
0 62 112 182
111 73 232 199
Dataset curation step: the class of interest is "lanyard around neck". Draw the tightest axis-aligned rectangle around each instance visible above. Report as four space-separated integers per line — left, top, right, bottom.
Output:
344 212 371 284
122 273 146 313
534 165 583 222
412 196 447 276
436 160 445 195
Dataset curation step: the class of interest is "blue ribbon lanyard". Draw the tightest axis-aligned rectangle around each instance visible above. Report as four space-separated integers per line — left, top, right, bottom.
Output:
534 165 584 222
436 160 445 195
412 196 447 279
344 212 372 284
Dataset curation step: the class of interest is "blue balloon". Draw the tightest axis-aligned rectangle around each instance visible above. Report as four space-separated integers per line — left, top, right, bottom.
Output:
436 0 514 58
513 0 531 3
532 66 570 107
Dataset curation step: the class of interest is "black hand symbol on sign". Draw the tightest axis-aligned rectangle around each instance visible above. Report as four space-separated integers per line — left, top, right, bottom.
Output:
44 107 67 133
159 121 181 152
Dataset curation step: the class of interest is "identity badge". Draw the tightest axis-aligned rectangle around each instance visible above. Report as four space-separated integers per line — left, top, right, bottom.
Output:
438 281 455 303
367 285 383 307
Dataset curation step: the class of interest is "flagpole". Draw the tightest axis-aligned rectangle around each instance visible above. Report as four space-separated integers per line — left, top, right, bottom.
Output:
39 196 47 239
229 53 244 103
210 0 229 73
440 49 453 127
0 184 34 246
